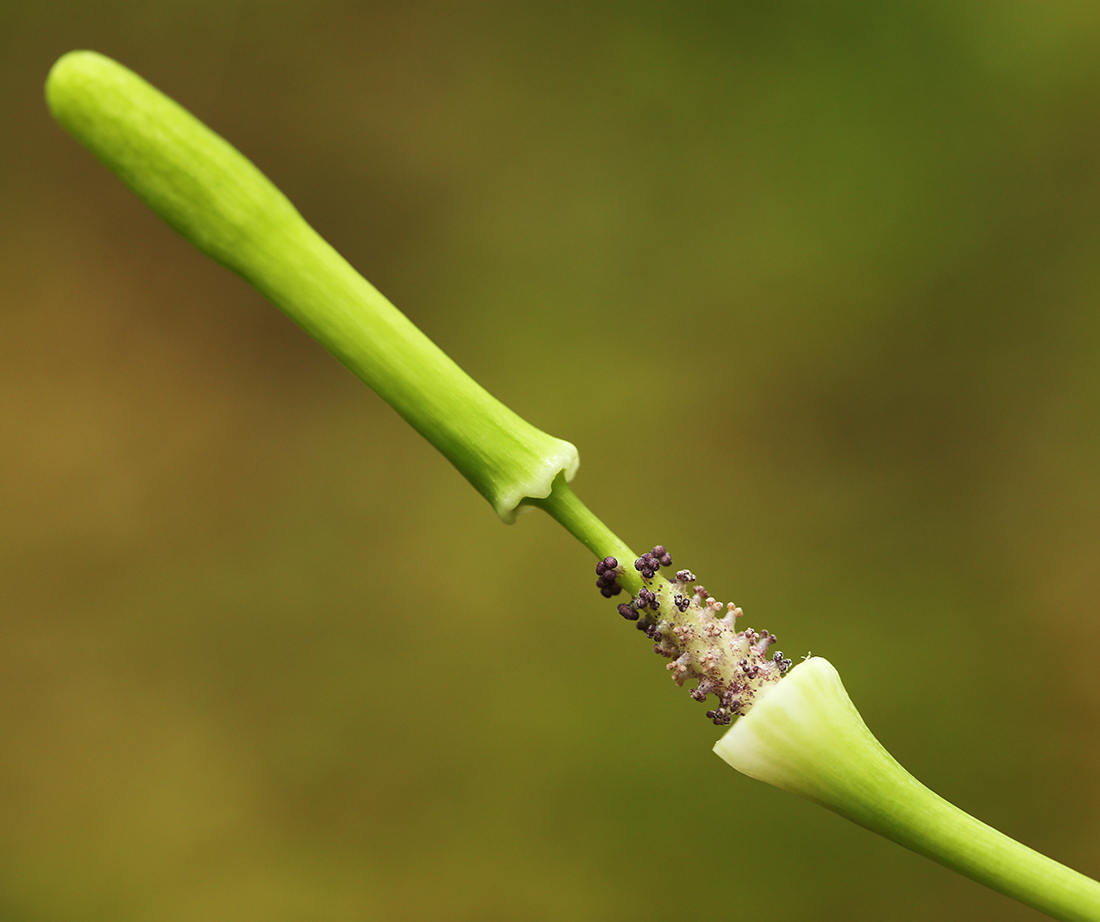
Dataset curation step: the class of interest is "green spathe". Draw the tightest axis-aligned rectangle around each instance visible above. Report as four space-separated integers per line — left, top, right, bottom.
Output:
45 50 578 522
715 657 1100 922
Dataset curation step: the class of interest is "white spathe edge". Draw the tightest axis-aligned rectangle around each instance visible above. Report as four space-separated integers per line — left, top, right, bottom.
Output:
713 656 876 797
495 439 580 524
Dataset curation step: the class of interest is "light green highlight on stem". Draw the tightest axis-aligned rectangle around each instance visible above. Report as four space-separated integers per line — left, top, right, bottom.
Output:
716 657 1100 922
45 50 577 523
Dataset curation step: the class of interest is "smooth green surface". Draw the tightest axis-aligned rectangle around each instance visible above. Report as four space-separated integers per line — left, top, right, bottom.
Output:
45 50 577 523
5 5 1100 921
527 476 642 593
718 659 1100 922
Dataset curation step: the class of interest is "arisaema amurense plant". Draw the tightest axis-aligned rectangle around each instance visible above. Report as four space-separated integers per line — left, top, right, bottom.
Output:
46 51 1100 922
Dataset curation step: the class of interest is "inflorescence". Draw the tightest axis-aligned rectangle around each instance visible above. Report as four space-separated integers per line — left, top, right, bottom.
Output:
596 547 791 725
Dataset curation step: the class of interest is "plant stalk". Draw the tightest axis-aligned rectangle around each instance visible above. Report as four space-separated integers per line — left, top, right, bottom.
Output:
45 50 576 524
47 50 1100 922
716 657 1100 922
525 476 642 593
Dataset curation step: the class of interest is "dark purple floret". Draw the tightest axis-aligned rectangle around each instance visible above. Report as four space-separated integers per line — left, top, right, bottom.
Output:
617 602 639 620
596 557 619 576
651 545 673 568
595 557 623 598
633 549 671 580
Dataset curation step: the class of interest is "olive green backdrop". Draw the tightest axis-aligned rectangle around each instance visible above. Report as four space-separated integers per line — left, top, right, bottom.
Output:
3 3 1099 920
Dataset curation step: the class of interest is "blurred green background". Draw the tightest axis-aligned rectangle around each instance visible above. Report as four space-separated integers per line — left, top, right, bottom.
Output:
3 2 1100 920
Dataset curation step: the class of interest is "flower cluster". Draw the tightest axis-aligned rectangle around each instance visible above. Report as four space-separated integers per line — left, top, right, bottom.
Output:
596 547 791 725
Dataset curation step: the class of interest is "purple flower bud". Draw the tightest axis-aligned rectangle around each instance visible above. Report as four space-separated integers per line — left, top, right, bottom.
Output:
618 603 639 621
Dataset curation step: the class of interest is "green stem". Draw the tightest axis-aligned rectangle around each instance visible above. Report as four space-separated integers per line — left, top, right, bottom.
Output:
716 657 1100 922
45 50 576 524
47 49 1100 922
525 478 643 595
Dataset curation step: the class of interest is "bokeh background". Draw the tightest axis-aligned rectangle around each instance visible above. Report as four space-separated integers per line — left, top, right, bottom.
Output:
3 3 1100 920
